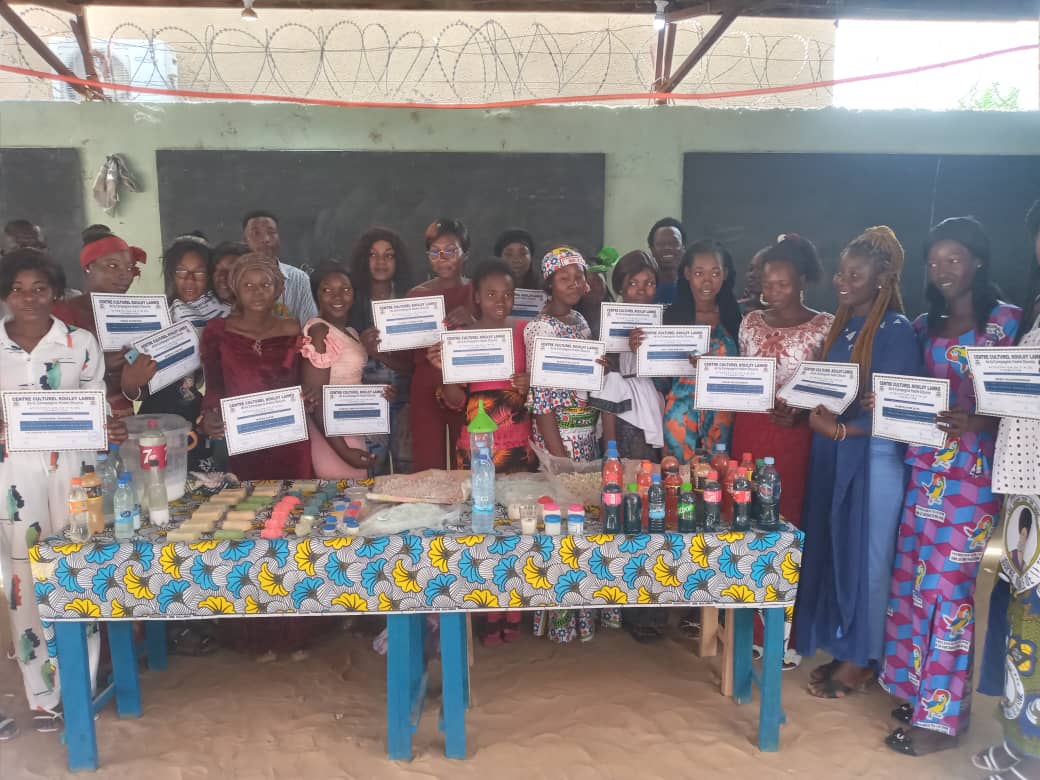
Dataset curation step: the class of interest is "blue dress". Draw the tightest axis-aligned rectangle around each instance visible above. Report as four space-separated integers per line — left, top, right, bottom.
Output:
793 311 922 668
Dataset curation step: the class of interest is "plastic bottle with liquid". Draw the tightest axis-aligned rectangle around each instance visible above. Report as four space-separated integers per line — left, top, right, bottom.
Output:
739 451 754 475
602 440 623 488
751 458 765 521
109 442 126 475
678 482 696 532
647 473 666 534
636 461 653 529
757 456 782 531
145 457 171 527
139 419 168 483
663 466 682 530
703 469 722 531
622 483 642 534
470 445 496 533
113 473 136 540
722 458 739 521
67 478 90 542
602 482 623 533
732 469 753 532
709 443 730 481
81 465 105 535
96 448 118 525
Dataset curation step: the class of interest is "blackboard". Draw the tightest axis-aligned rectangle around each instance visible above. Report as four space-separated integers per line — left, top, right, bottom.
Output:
0 147 85 288
683 152 1040 318
156 150 605 283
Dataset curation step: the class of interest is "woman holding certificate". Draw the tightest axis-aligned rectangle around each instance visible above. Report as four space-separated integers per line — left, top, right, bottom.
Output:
1 249 128 730
880 217 1021 757
405 219 474 471
52 225 150 420
793 227 922 699
729 233 832 528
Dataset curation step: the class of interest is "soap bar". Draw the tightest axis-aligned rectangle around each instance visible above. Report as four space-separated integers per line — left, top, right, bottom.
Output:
213 529 245 541
250 483 282 497
192 506 225 521
167 529 200 542
222 517 254 532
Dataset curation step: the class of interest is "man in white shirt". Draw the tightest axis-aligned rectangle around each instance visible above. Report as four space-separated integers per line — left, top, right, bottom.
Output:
241 210 318 323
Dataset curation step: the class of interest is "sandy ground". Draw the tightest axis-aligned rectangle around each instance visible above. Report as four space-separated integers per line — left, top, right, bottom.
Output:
0 552 1006 780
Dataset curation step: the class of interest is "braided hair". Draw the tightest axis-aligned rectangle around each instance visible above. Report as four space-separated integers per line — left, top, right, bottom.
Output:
821 226 906 391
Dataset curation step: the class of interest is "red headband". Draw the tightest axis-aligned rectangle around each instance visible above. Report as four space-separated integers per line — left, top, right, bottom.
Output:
80 236 147 270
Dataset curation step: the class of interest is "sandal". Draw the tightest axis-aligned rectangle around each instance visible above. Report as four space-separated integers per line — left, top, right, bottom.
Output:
985 767 1032 780
168 626 217 657
974 741 1024 772
891 702 913 723
0 713 17 741
628 625 665 644
783 649 802 671
884 726 958 757
808 677 855 699
32 708 63 733
809 659 842 685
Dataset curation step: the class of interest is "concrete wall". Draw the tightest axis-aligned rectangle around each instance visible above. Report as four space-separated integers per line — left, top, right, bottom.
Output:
0 102 1038 296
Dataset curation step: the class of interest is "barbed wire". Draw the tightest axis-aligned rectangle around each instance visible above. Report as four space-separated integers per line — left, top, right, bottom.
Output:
0 6 834 105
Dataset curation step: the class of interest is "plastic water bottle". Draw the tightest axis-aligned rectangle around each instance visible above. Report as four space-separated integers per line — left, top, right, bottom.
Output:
647 473 666 533
678 482 696 532
703 469 722 531
732 469 753 532
471 445 495 533
67 477 90 542
96 448 119 525
622 483 642 534
751 458 765 521
757 456 782 531
602 482 623 533
139 419 168 483
113 473 136 540
145 457 171 527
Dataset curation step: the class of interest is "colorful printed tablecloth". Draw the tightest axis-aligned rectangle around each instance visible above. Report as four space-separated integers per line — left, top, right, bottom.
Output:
31 525 803 619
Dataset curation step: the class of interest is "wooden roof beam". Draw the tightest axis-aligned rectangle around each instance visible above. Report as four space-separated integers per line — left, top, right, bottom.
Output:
660 2 752 93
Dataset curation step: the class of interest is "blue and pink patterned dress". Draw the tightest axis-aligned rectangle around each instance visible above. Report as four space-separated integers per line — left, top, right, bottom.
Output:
879 302 1021 737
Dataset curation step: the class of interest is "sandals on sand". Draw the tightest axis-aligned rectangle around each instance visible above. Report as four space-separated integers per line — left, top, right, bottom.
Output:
0 713 17 741
808 675 870 699
891 702 913 723
809 659 841 685
885 727 958 757
973 741 1024 773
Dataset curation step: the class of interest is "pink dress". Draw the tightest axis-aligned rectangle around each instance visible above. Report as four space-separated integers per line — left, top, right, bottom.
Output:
301 318 369 479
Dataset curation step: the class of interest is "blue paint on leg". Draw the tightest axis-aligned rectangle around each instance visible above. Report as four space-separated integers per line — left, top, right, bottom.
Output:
107 622 142 718
386 615 414 761
439 613 467 759
731 609 753 705
759 607 784 752
145 622 167 671
54 623 99 772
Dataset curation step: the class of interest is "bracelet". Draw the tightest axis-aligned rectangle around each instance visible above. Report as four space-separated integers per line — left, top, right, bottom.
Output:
122 385 143 402
838 423 847 442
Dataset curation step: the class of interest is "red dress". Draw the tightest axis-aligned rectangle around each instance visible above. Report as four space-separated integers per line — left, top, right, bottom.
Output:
729 309 833 527
200 318 314 480
407 283 472 471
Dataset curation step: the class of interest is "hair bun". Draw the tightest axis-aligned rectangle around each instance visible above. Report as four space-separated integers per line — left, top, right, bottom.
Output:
82 223 114 244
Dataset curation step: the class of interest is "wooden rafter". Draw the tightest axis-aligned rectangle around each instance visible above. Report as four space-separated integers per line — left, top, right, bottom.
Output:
70 8 102 94
659 2 749 93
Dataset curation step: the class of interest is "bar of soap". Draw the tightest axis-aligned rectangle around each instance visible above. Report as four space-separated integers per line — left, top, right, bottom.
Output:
192 505 226 520
250 483 282 497
167 529 200 542
183 521 215 533
223 517 254 532
213 529 245 541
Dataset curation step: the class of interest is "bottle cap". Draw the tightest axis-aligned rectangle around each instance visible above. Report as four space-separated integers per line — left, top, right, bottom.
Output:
466 399 499 434
567 503 583 513
626 483 638 492
71 477 82 486
640 461 652 472
681 482 693 491
607 439 617 450
742 452 752 461
651 473 661 483
707 470 718 480
764 456 775 464
715 444 726 451
110 443 120 452
755 458 764 467
118 474 131 485
119 471 132 481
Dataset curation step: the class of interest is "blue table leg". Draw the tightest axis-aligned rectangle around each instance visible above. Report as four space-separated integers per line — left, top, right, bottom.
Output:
107 622 142 718
758 607 784 752
144 622 167 671
387 614 427 761
731 609 754 705
54 622 98 772
439 613 468 759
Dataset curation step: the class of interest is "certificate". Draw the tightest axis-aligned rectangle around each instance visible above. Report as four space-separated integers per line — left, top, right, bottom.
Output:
872 373 949 449
509 289 547 321
777 361 860 415
220 386 309 457
530 337 605 393
440 329 514 384
694 356 776 413
90 293 172 351
598 302 664 352
132 320 200 394
967 347 1040 420
1 389 107 452
635 325 711 378
323 385 390 436
371 296 446 352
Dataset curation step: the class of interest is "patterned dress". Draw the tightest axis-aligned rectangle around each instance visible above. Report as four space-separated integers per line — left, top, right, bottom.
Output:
0 317 103 710
879 302 1021 737
661 324 738 462
730 309 834 526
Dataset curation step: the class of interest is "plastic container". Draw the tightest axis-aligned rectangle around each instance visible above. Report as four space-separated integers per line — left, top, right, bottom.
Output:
121 414 191 502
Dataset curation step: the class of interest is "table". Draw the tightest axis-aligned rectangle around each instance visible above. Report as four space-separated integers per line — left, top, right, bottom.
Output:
32 506 803 771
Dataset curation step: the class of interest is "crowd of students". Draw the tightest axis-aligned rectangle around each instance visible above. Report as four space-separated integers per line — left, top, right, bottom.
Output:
1 205 1040 777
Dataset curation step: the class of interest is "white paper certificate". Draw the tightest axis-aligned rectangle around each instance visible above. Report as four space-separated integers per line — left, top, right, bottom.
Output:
510 289 547 321
694 356 776 413
967 347 1040 420
90 293 172 352
530 337 605 392
132 320 200 395
777 361 860 415
1 389 107 452
323 385 390 436
635 325 711 378
371 296 446 352
220 386 309 456
598 303 664 352
872 373 949 449
440 329 514 384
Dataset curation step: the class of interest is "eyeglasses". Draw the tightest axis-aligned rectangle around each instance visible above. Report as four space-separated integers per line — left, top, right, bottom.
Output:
174 269 208 281
427 248 461 260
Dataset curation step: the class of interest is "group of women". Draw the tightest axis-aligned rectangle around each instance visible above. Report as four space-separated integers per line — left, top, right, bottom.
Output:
1 207 1039 779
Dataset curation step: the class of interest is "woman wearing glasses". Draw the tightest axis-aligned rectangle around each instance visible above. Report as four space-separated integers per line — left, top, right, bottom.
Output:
405 218 474 471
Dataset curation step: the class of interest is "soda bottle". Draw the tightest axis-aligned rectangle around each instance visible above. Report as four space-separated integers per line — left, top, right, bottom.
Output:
663 466 682 530
113 473 136 540
602 440 623 488
139 419 168 482
67 477 90 542
80 464 105 535
660 455 680 478
751 458 765 521
636 461 653 529
647 473 666 534
703 469 722 531
96 448 119 525
732 469 753 532
602 482 623 533
622 483 642 534
722 458 739 521
739 451 754 475
470 445 496 533
694 456 710 491
677 482 696 533
145 457 171 527
709 443 729 480
757 456 782 530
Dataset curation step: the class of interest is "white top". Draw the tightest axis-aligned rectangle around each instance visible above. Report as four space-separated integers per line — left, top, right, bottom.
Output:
595 352 665 447
993 319 1040 495
279 262 318 324
169 291 230 333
